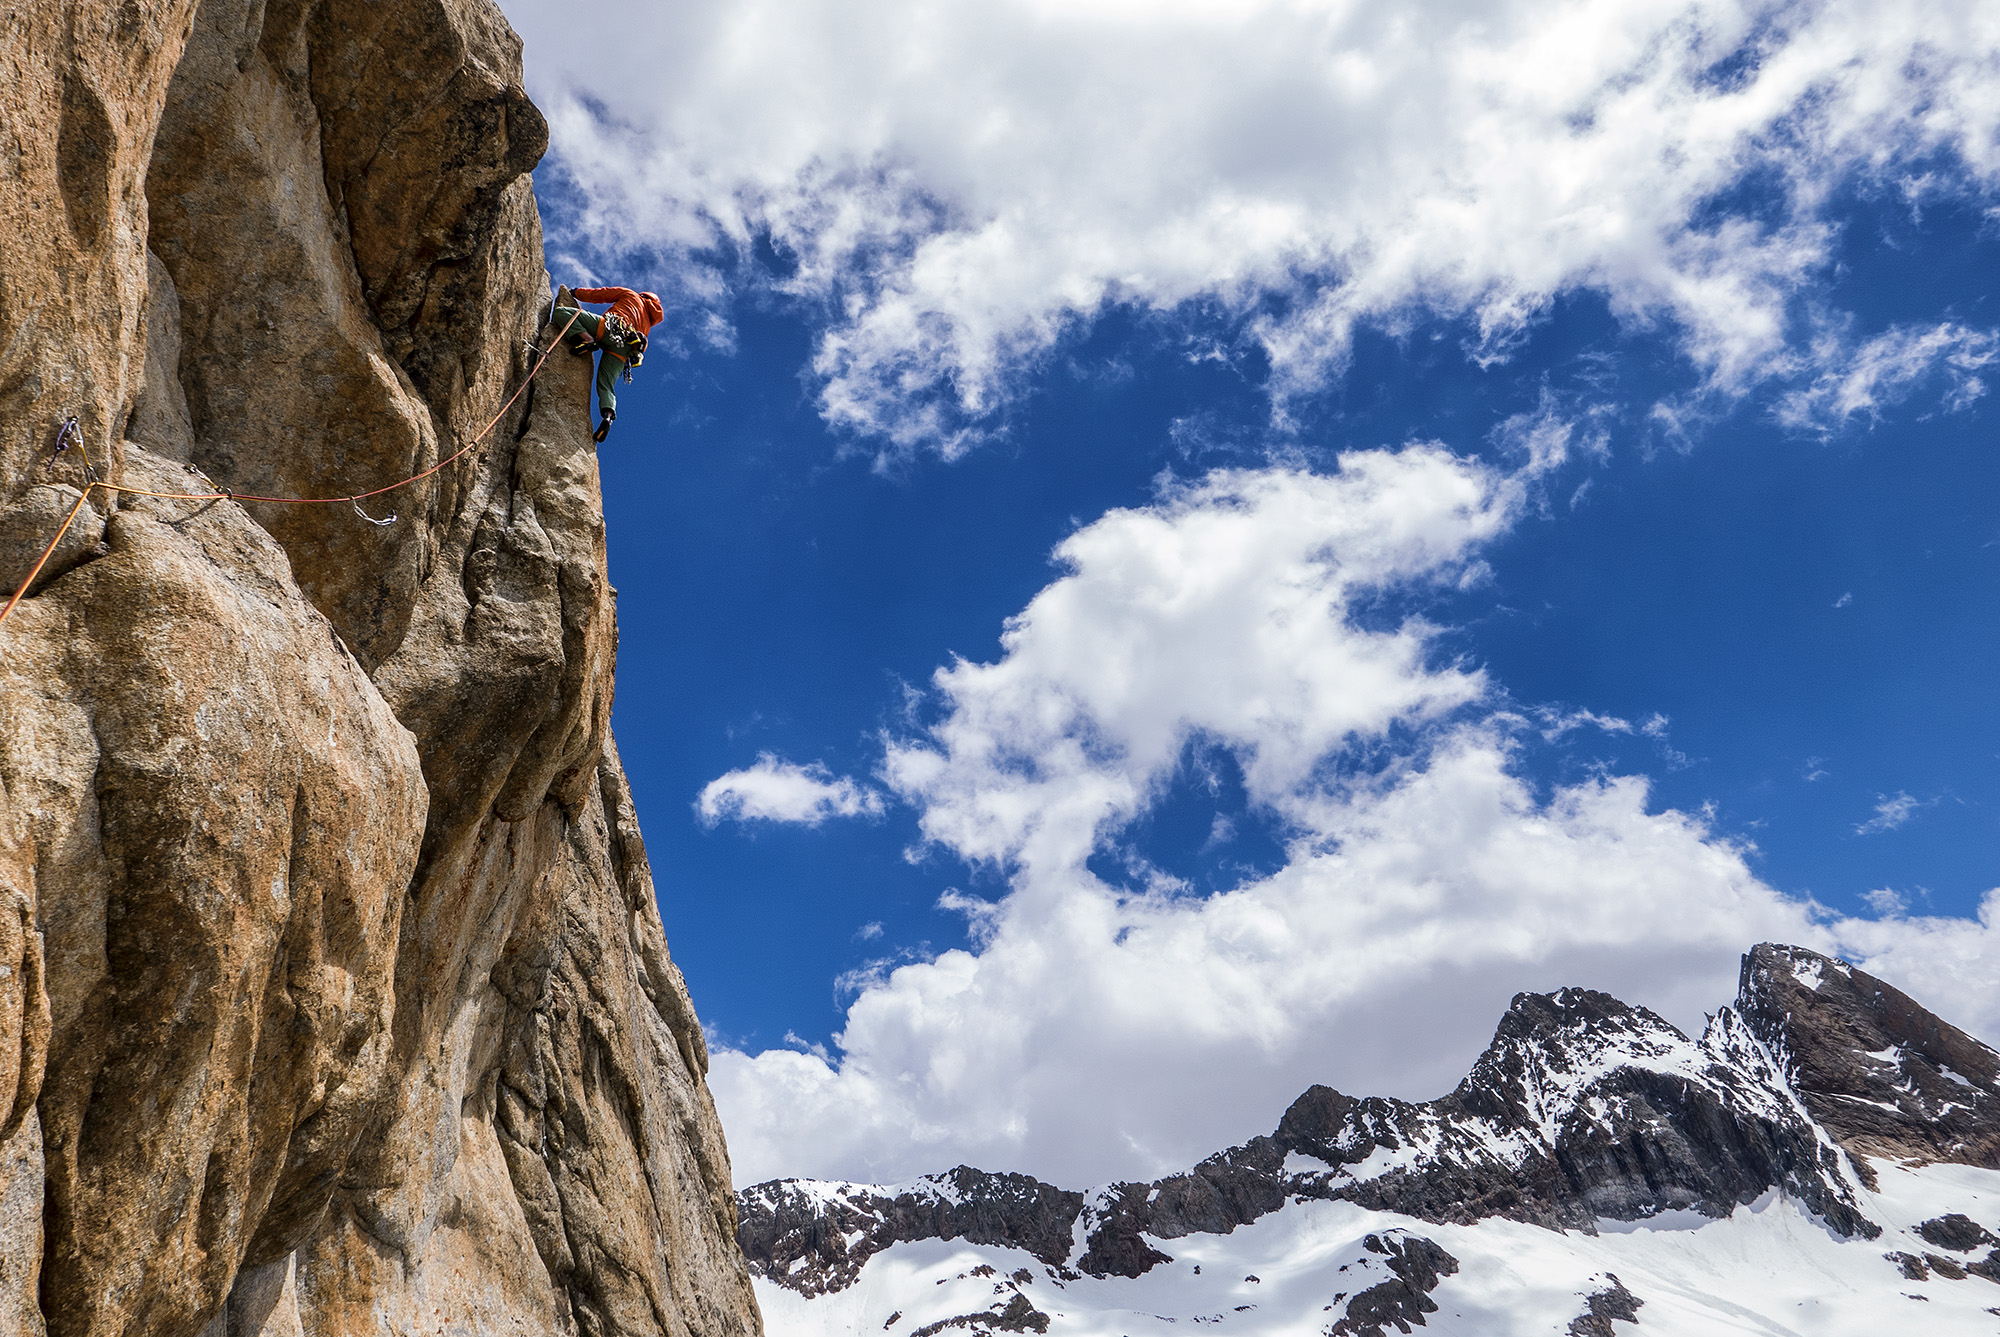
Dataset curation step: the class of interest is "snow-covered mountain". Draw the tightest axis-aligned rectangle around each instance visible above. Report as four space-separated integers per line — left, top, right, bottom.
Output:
736 944 2000 1335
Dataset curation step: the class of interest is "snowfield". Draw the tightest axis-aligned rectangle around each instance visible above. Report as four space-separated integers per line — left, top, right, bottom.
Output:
756 1163 2000 1336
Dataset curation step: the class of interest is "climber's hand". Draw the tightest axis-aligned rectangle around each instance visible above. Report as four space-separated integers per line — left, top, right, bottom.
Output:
593 411 613 444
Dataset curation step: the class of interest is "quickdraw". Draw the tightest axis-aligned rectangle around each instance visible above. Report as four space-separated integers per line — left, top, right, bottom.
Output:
45 416 91 482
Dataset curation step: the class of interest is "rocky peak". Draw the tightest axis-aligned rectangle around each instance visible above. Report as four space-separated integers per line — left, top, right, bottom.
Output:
1737 942 2000 1170
740 942 2000 1296
1229 979 1866 1240
1448 986 1680 1124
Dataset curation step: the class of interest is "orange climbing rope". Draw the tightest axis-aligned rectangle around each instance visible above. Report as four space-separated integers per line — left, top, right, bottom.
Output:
0 309 585 631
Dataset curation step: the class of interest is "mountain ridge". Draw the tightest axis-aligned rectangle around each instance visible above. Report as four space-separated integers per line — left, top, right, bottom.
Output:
738 943 2000 1333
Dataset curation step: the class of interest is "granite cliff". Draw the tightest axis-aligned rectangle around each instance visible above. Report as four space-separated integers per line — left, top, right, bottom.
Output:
0 3 759 1335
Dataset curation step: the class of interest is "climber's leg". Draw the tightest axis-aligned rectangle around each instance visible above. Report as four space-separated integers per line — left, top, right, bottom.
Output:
590 346 624 444
593 346 622 422
551 305 604 356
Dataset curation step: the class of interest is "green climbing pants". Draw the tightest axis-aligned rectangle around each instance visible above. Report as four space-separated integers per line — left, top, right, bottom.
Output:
552 304 638 418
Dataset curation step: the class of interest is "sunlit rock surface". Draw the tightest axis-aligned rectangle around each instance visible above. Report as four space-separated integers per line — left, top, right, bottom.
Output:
0 2 758 1334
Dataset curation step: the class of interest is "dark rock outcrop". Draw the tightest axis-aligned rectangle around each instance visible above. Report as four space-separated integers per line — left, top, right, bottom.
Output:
1918 1215 1998 1253
1327 1233 1458 1337
1566 1274 1644 1336
908 1292 1050 1337
741 943 2000 1294
1736 943 2000 1172
738 1168 1084 1297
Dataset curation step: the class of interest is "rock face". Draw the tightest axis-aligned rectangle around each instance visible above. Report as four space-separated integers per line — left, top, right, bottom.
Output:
0 2 759 1335
1261 986 1870 1240
740 943 2000 1295
1565 1275 1643 1337
738 1170 1086 1299
1736 942 2000 1172
1324 1233 1457 1337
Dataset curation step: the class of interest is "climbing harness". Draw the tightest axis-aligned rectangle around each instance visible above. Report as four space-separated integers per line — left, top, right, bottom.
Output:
573 315 641 380
0 308 584 631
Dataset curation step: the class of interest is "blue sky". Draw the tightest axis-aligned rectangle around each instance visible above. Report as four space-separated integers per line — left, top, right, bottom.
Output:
501 0 2000 1187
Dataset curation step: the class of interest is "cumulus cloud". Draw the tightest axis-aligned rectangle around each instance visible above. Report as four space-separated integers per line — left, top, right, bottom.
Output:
715 727 1837 1187
1862 887 1908 916
696 754 885 827
704 445 2000 1187
703 445 1813 1187
880 447 1514 877
504 0 2000 452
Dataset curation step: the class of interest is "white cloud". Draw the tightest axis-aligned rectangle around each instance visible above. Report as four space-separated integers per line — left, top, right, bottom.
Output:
1862 887 1907 916
880 446 1513 877
1531 707 1635 741
1855 789 1925 836
714 725 1844 1187
1775 322 2000 434
504 0 2000 453
696 753 885 827
705 447 1762 1186
698 447 2000 1188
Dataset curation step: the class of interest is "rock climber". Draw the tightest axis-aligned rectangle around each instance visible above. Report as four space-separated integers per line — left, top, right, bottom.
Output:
550 284 664 443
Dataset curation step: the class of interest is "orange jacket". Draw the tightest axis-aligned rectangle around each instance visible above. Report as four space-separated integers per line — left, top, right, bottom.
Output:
572 286 664 336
